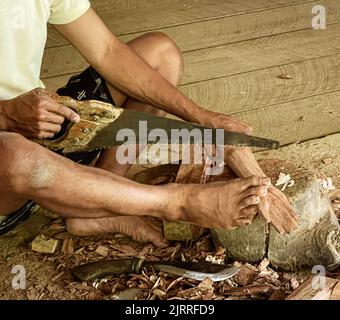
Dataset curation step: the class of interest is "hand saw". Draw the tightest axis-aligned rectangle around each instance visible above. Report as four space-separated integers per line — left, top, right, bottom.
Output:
72 257 240 282
36 96 280 154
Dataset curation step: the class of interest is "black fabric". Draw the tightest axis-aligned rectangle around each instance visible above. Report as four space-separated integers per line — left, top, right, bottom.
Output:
56 66 115 105
0 202 36 236
1 67 115 236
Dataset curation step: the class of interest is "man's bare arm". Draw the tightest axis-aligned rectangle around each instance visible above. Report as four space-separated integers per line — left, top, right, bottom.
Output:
53 8 250 134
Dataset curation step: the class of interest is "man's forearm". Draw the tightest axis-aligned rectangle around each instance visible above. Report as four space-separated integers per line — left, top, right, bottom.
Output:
94 38 208 124
54 8 250 133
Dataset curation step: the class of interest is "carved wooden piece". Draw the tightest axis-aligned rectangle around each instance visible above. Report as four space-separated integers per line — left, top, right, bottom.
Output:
225 148 299 233
36 97 123 153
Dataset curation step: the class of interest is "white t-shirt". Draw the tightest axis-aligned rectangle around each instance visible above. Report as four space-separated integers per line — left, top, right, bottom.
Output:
0 0 90 100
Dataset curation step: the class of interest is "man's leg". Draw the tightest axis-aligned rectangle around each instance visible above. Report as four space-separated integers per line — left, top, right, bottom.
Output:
0 132 268 245
96 32 184 176
66 32 185 244
0 132 171 246
0 132 172 219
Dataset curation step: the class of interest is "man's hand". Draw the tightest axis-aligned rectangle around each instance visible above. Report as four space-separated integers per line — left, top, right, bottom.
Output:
0 88 80 139
199 109 252 135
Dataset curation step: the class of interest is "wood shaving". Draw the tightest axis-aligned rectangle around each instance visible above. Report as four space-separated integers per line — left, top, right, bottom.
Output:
205 255 224 265
275 173 295 191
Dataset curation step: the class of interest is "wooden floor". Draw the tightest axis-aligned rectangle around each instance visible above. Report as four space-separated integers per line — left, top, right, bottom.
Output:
42 0 340 146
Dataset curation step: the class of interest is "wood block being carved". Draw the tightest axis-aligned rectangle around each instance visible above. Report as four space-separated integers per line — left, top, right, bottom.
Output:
211 159 340 271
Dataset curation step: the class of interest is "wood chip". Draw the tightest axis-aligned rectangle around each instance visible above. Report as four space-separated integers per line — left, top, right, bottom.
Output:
234 265 259 287
62 238 74 254
112 244 137 256
258 259 270 271
95 245 110 257
153 288 166 298
31 235 60 254
198 278 214 290
51 271 64 282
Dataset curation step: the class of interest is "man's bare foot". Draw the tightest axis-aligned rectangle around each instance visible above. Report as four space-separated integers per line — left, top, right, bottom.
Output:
66 216 169 248
182 176 271 229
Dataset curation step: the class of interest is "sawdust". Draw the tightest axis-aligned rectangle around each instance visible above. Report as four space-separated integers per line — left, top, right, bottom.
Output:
0 225 312 301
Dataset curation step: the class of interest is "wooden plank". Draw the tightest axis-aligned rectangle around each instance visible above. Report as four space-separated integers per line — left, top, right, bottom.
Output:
91 0 313 13
287 276 339 300
46 0 318 48
45 52 340 111
44 74 72 92
181 54 340 115
46 77 340 146
91 0 182 12
118 0 340 53
235 90 340 145
182 23 340 84
41 22 340 81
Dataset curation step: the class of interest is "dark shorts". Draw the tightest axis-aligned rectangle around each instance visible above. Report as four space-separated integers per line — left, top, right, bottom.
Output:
0 67 115 236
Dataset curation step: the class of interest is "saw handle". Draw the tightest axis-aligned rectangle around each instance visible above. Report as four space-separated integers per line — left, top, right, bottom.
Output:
72 258 143 282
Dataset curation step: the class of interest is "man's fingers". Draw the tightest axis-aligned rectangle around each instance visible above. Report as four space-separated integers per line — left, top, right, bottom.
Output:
227 117 252 134
240 195 260 208
46 112 65 124
39 110 65 124
35 131 55 139
45 100 80 123
36 122 62 136
241 176 271 190
243 186 268 198
240 205 258 217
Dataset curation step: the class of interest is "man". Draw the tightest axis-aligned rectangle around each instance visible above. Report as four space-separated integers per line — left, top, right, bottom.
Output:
0 0 291 247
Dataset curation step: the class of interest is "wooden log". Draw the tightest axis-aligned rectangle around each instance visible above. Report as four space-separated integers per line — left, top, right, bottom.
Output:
330 281 340 300
211 159 340 271
265 160 340 271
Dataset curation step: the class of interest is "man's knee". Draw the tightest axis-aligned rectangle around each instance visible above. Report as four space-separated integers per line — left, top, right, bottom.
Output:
142 32 184 79
153 32 183 73
0 132 52 193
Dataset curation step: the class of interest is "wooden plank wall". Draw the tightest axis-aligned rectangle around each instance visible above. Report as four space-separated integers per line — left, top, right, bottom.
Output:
42 0 340 145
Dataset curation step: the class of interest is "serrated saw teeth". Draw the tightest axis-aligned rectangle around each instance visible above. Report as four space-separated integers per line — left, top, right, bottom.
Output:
34 96 280 153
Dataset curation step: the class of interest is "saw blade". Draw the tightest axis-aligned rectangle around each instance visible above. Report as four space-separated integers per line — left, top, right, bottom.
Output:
64 109 279 153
